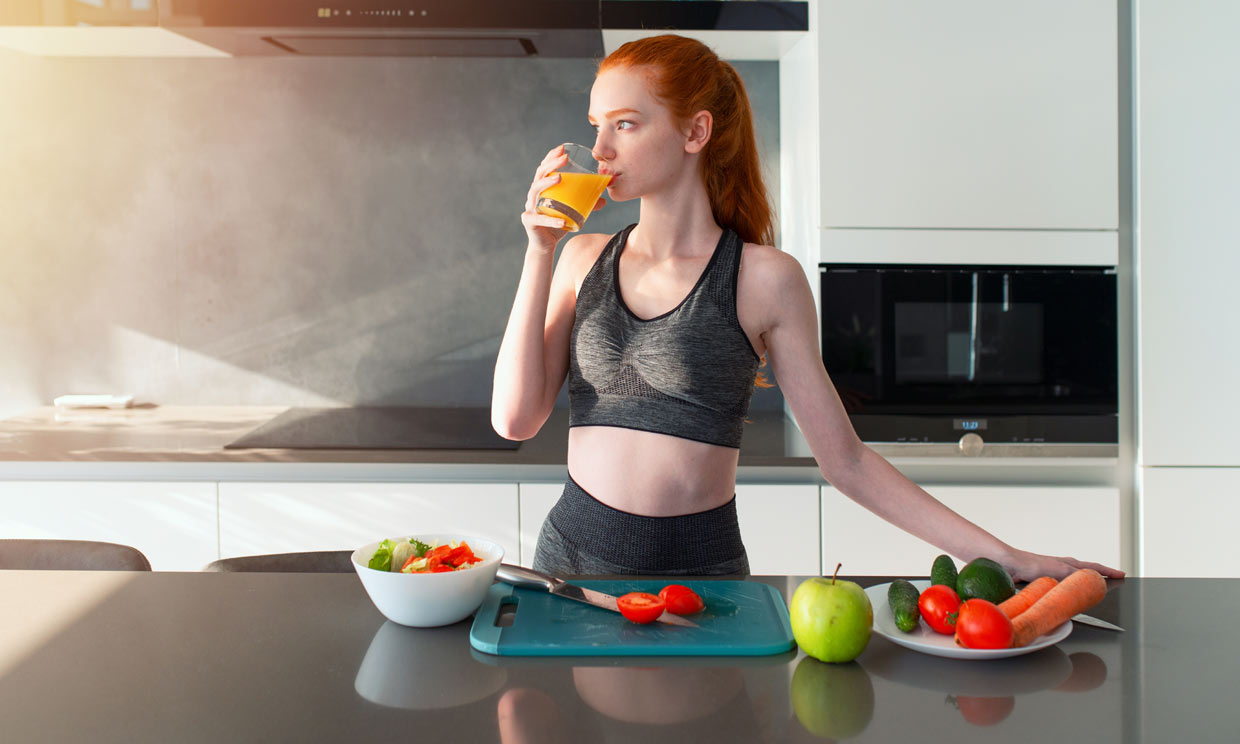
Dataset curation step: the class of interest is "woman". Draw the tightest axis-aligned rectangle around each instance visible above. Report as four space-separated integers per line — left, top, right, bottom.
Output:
492 34 1123 582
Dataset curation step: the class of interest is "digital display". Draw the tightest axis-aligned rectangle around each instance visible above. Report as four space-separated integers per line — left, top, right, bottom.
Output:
953 419 988 431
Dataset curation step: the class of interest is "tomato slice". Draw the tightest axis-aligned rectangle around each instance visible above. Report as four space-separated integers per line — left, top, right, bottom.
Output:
445 545 475 567
617 592 666 624
658 584 705 615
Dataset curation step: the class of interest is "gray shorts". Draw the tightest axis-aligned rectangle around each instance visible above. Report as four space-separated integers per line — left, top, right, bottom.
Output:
531 474 750 577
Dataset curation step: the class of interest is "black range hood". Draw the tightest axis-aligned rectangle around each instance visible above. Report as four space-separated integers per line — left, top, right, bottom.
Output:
161 0 604 58
162 0 808 58
1 1 807 58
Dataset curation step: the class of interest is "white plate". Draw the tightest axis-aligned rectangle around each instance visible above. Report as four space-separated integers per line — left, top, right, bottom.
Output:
865 580 1072 661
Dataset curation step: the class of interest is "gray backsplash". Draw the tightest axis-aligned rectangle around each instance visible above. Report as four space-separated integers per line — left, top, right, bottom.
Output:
0 50 781 417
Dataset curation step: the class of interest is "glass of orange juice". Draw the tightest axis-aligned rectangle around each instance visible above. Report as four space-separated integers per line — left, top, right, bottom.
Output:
536 143 612 232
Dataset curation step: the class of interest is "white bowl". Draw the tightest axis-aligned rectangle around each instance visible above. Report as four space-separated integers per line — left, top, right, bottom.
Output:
351 534 504 628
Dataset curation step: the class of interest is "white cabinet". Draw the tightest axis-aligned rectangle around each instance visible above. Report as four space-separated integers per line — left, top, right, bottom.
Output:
736 484 820 575
518 482 562 568
821 485 1120 575
518 482 820 575
0 481 218 571
817 0 1118 231
218 482 519 564
1140 468 1240 577
1136 0 1240 466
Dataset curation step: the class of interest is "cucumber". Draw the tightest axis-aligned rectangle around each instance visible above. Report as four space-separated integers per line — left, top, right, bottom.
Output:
887 579 921 632
931 554 958 588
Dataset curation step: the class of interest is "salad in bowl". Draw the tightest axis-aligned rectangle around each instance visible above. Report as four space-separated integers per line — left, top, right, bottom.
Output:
352 533 503 627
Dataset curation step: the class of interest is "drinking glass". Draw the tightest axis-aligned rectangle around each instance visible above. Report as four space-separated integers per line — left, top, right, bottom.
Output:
536 143 611 232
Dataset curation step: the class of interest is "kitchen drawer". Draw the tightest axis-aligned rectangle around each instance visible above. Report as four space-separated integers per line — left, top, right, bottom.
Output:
822 485 1121 575
1140 467 1240 577
0 480 218 571
218 482 519 564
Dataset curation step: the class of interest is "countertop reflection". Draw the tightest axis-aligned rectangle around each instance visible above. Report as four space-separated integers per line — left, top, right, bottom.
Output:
3 573 1226 743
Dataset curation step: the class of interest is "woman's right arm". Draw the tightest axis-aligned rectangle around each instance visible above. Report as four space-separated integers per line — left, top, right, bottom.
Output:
491 147 591 440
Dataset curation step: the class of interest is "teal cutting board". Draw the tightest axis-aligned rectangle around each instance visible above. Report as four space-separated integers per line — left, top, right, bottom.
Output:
469 579 795 657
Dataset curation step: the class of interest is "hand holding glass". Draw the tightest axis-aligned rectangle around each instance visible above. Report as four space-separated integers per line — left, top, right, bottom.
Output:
536 143 611 232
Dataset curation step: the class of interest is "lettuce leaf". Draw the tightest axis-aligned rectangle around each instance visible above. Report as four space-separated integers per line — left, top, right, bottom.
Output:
368 539 397 571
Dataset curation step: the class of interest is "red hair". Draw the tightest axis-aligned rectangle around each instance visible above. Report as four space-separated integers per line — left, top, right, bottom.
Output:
598 35 775 248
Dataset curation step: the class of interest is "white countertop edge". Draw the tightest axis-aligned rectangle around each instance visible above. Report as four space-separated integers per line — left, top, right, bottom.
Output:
0 457 1120 484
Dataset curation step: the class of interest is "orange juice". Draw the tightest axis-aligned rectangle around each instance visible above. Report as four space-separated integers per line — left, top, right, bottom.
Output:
537 172 612 232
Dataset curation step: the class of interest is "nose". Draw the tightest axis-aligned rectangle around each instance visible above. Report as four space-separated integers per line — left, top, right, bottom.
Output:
591 132 613 164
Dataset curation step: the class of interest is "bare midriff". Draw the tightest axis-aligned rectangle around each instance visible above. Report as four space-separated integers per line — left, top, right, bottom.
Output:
566 425 740 516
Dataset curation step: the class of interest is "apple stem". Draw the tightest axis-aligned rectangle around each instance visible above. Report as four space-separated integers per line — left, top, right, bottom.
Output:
832 562 841 584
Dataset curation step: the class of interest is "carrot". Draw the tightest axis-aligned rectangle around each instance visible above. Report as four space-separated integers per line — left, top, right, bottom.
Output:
1010 569 1106 648
999 576 1058 619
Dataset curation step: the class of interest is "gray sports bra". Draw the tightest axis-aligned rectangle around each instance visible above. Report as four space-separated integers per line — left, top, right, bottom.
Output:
568 224 761 448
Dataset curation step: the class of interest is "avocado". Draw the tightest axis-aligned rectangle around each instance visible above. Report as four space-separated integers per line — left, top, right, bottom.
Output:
887 579 921 632
956 557 1017 603
930 554 958 588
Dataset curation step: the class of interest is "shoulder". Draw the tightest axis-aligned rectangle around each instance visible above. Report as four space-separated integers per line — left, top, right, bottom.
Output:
736 242 815 337
737 242 805 292
556 231 614 293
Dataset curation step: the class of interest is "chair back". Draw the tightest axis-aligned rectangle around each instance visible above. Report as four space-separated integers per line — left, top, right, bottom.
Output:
0 539 152 571
204 550 354 573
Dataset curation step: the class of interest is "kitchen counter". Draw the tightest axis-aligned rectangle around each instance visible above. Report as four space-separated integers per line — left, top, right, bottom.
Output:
0 572 1232 743
0 406 1117 483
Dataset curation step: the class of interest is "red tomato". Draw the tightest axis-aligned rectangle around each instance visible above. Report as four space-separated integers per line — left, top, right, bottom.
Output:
658 585 705 615
617 592 666 624
954 599 1014 649
445 545 477 567
918 584 961 635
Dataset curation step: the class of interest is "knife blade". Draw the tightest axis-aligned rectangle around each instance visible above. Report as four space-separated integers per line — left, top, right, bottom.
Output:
1072 613 1124 632
495 564 699 628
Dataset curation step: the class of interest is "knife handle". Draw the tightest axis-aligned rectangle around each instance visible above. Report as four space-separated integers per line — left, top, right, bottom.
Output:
496 563 564 591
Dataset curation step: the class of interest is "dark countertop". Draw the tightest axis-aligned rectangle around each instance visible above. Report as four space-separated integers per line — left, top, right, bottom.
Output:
0 406 1119 483
1 572 1232 743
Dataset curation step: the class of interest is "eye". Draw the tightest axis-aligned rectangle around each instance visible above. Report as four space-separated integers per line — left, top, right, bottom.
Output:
617 120 634 130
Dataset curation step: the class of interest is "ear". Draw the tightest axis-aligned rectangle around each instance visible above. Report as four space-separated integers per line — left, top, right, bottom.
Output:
684 109 713 154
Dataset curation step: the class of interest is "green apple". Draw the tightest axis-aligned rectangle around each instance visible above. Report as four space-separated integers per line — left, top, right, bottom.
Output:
790 656 875 739
789 564 873 663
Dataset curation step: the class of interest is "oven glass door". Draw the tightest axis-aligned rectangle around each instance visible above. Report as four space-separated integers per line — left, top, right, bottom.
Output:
820 264 1117 441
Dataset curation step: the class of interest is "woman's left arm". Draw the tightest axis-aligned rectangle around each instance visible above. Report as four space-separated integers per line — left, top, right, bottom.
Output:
752 250 1124 581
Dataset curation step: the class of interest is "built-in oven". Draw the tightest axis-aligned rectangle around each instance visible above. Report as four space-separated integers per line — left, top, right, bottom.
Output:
819 263 1117 450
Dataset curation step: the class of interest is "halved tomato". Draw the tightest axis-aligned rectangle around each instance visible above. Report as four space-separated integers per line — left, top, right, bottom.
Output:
658 584 705 615
617 592 666 624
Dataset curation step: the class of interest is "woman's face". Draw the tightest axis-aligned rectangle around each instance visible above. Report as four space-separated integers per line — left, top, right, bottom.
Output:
588 66 695 202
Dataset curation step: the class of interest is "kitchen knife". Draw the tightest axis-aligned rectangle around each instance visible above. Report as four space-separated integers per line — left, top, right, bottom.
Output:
494 564 699 628
1072 613 1124 632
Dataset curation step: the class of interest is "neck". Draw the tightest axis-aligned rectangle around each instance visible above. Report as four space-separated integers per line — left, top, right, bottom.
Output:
631 171 720 259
